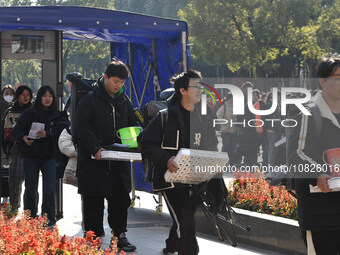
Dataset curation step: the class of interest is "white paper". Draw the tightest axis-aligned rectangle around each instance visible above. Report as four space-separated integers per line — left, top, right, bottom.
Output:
28 122 45 139
90 150 142 162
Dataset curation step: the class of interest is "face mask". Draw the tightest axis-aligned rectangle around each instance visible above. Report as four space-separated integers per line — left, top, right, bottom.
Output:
4 95 13 103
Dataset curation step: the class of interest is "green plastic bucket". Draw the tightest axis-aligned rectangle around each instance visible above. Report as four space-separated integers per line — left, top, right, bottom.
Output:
116 126 142 148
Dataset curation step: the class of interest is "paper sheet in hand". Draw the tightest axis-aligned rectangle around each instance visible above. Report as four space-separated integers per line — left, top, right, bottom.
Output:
164 148 229 185
28 122 45 139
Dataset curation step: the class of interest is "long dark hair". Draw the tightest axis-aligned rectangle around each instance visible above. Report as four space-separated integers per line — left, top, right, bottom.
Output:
33 86 57 112
15 85 33 102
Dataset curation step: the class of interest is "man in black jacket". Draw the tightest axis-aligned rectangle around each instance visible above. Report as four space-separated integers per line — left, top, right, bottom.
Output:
288 54 340 254
76 60 137 252
141 70 219 255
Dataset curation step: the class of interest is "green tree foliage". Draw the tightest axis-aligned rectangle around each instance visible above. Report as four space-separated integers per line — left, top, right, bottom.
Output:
63 40 109 80
2 60 41 93
36 0 113 92
114 0 189 18
316 0 340 53
179 0 339 77
36 0 114 9
0 0 32 6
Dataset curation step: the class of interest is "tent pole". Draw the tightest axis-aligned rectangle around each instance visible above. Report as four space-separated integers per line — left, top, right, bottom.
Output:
128 43 134 101
128 43 138 206
56 31 63 112
126 64 140 107
152 38 160 100
56 30 63 220
0 31 2 89
181 31 187 72
128 43 140 107
139 61 152 109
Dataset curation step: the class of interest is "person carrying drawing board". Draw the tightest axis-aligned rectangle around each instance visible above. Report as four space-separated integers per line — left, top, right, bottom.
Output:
75 60 137 252
140 69 222 255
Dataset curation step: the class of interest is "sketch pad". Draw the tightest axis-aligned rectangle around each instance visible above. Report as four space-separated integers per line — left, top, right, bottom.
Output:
164 148 229 185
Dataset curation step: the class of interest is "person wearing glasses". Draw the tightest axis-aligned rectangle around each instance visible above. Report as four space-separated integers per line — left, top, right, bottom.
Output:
140 70 219 255
75 60 137 252
288 54 340 254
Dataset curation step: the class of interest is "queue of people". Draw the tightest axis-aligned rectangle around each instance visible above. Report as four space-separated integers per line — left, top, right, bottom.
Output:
216 82 285 167
0 54 339 255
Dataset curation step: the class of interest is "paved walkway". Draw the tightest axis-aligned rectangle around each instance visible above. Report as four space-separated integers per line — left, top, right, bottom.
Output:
54 183 284 255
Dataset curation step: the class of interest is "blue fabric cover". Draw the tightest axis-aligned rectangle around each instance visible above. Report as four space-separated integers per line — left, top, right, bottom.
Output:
0 6 191 193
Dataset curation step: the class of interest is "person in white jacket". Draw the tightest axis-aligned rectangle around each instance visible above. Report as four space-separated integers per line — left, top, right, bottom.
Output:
58 127 77 186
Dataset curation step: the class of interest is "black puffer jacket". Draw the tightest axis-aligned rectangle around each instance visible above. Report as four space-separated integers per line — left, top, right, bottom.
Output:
12 106 62 159
287 92 340 231
140 101 218 191
76 78 137 196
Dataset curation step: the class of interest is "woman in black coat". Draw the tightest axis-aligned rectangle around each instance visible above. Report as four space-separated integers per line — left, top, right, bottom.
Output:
12 86 63 227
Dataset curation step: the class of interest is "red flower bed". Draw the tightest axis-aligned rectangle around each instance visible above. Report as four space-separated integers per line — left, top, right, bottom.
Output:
0 205 124 255
227 172 297 220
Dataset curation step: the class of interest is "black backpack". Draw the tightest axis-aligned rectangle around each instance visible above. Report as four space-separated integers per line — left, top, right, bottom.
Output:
142 100 168 127
138 108 168 182
66 72 96 147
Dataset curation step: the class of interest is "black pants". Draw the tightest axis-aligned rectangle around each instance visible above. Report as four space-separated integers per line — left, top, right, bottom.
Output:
303 230 340 255
162 187 198 255
81 174 131 238
221 132 237 163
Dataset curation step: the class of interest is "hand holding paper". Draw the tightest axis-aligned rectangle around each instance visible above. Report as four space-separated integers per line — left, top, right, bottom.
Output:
28 122 45 139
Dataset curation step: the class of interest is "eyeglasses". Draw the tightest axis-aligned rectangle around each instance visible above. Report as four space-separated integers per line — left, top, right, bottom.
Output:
326 77 340 84
188 85 204 90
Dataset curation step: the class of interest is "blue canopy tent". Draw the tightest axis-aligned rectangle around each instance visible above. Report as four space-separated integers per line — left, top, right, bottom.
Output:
0 6 190 200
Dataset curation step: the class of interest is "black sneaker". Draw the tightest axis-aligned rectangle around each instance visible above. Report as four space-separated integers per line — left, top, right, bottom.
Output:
117 232 136 252
162 248 176 255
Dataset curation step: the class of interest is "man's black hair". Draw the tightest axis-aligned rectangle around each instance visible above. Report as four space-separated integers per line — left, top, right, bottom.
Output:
104 59 129 80
170 69 202 104
316 54 340 78
34 85 57 112
15 85 33 102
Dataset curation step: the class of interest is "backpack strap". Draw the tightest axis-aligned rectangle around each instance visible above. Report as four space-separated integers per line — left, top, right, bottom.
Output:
88 90 96 109
159 108 168 135
310 105 322 139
